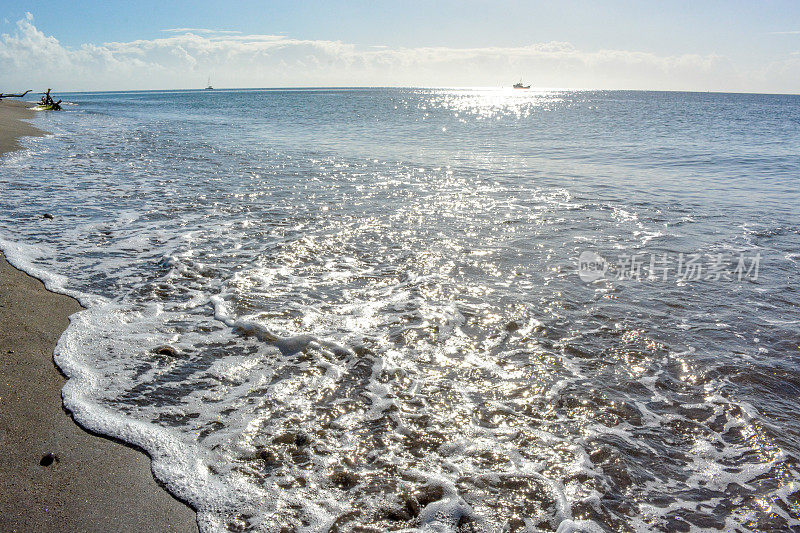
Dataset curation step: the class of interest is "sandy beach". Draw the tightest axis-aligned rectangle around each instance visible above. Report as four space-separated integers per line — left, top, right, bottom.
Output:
0 100 198 532
0 100 46 154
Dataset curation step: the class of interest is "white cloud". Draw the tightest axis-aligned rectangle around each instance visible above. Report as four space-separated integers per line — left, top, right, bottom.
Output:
0 14 797 93
161 28 242 35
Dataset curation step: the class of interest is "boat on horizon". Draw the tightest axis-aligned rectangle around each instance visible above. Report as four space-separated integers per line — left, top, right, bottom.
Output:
513 79 531 89
205 76 214 90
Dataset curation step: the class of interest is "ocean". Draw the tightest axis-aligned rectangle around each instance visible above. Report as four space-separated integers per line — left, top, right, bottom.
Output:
1 88 799 532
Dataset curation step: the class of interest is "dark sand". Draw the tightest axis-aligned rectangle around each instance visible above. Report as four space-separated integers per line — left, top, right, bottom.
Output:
0 100 198 532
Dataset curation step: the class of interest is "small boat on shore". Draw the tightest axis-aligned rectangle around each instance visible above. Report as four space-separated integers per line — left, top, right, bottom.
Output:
513 79 531 89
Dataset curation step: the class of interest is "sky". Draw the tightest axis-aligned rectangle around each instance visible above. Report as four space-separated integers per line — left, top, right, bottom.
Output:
1 0 800 93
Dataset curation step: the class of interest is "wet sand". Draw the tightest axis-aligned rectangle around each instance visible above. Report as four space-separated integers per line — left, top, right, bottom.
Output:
0 100 46 154
0 100 198 532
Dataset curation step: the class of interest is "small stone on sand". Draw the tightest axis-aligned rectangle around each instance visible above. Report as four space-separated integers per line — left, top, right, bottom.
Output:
39 452 58 467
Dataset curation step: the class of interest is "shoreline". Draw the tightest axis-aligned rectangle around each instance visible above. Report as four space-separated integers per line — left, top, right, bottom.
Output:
0 100 198 531
0 100 46 154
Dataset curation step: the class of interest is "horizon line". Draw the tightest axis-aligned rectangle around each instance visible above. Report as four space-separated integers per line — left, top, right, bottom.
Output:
21 86 800 97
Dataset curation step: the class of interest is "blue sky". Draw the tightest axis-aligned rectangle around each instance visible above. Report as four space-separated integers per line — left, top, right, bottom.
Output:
2 1 800 92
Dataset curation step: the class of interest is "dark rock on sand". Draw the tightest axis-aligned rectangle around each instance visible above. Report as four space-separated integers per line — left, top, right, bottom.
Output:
39 452 58 466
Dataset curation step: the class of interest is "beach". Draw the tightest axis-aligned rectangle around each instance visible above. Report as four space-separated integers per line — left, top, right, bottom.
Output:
0 100 198 532
0 89 798 530
0 100 45 154
2 2 799 530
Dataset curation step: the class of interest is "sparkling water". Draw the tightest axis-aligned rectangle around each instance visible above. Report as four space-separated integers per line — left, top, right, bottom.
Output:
2 88 799 531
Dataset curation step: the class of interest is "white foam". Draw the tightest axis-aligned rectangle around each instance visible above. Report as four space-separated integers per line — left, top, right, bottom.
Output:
2 94 799 531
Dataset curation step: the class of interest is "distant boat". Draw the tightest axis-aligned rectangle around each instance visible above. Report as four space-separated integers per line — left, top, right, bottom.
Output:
513 80 531 89
205 76 214 90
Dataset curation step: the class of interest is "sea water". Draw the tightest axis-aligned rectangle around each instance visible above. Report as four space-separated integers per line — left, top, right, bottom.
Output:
1 88 799 531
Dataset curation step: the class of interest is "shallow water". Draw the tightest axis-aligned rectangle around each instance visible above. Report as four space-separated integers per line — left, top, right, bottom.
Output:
2 88 800 531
